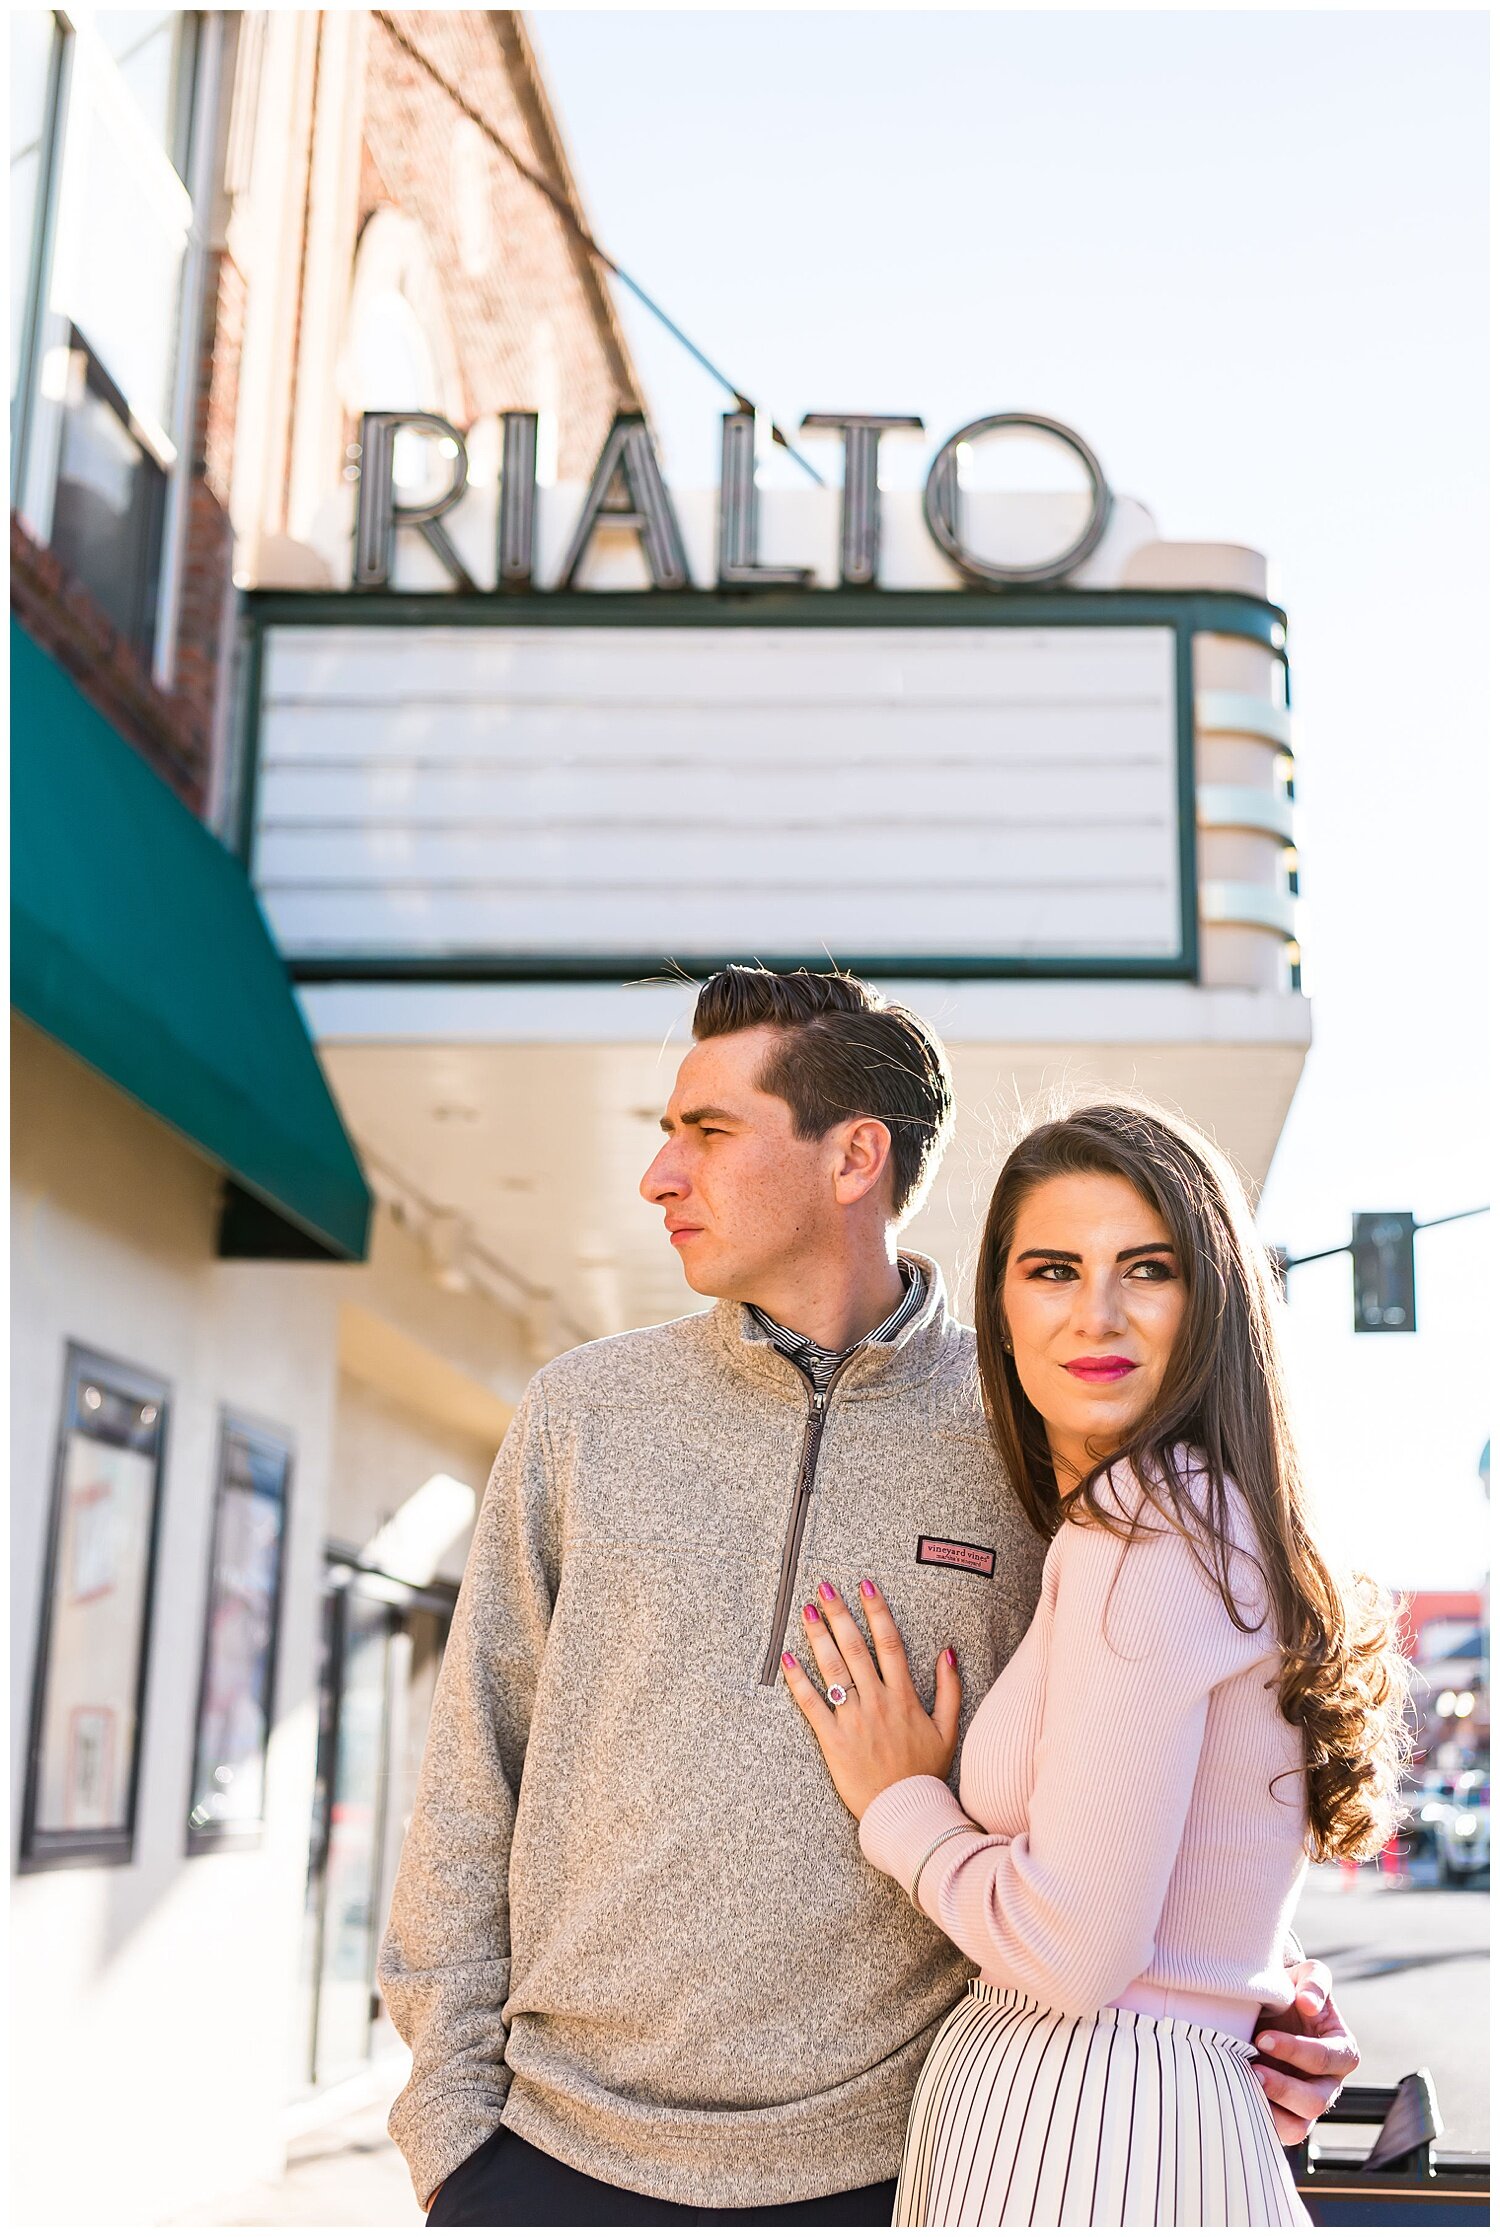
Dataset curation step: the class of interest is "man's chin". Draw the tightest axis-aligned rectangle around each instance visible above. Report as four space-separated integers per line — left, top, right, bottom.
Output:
673 1245 736 1300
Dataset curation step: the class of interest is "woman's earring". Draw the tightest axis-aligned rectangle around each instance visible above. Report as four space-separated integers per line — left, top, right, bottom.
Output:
1002 1336 1013 1354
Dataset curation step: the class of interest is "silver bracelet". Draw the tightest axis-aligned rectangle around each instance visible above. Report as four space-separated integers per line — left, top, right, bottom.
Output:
908 1819 981 1908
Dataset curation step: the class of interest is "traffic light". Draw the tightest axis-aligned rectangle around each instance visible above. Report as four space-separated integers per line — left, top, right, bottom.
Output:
1352 1212 1417 1333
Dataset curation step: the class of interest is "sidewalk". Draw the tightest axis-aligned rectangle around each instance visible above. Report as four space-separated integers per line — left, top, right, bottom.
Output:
165 2084 422 2228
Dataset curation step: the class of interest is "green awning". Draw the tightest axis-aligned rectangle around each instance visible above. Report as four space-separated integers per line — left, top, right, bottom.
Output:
10 619 371 1261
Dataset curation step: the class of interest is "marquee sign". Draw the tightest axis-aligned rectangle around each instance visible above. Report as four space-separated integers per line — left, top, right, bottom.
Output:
350 408 1114 597
245 590 1214 981
243 412 1290 988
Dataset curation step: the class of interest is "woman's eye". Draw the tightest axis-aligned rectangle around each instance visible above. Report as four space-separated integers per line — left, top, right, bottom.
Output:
1031 1262 1075 1281
1128 1259 1175 1280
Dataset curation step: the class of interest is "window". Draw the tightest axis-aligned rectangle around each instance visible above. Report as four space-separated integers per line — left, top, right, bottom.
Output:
22 1346 169 1870
9 11 65 456
50 328 169 650
93 9 199 179
10 9 208 672
187 1417 292 1853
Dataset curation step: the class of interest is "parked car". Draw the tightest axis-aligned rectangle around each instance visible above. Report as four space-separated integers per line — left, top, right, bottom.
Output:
1436 1771 1489 1884
1396 1773 1459 1871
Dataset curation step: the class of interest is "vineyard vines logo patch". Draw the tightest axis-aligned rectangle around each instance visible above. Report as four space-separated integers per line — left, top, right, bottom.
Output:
916 1536 996 1578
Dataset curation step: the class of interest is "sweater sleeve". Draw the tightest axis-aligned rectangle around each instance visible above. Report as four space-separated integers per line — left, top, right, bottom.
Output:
376 1378 559 2209
860 1477 1266 2016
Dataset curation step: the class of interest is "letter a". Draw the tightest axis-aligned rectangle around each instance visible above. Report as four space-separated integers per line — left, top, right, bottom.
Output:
557 414 692 590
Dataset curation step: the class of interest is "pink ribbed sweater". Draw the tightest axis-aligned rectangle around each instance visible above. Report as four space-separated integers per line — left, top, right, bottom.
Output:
859 1461 1309 2042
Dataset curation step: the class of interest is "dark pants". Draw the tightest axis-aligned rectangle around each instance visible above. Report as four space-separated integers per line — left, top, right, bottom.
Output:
427 2123 898 2228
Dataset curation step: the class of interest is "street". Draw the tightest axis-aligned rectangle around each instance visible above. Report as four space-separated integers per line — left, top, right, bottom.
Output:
1293 1861 1490 2155
171 1863 1487 2225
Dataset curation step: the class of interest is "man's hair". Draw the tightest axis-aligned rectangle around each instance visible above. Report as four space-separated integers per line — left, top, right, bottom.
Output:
691 966 954 1220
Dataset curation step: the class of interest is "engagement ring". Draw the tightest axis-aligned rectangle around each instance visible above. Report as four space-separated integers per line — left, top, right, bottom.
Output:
826 1684 849 1707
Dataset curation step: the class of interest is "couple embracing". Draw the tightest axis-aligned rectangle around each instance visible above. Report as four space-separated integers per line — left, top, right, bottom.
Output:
379 966 1406 2229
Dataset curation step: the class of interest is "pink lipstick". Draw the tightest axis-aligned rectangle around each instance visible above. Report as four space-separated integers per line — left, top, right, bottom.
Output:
1064 1357 1137 1383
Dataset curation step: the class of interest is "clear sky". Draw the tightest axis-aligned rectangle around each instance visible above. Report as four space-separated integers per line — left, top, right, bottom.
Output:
529 6 1491 1588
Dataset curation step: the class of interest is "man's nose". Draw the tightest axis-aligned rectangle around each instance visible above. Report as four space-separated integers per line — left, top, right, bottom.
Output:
640 1143 685 1205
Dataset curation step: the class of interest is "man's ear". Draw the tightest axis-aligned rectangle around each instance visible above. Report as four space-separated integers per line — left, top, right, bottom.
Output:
831 1117 894 1208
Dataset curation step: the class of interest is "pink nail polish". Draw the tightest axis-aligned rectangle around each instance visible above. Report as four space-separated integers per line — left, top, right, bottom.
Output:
819 1580 837 1601
802 1602 819 1623
860 1579 876 1597
944 1647 957 1667
782 1651 797 1671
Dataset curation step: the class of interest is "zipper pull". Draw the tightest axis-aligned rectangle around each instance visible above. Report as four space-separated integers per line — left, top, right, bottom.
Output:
811 1391 826 1412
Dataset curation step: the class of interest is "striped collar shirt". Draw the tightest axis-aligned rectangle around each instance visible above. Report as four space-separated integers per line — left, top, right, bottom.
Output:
748 1258 926 1393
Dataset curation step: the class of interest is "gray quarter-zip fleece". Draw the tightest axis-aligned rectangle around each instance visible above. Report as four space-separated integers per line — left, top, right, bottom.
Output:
377 1254 1046 2211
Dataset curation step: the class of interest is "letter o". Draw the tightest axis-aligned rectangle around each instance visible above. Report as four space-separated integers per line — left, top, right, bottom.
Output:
923 413 1112 587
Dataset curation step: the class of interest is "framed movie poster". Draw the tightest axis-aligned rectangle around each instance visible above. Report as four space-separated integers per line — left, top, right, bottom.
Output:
186 1416 292 1852
22 1346 169 1868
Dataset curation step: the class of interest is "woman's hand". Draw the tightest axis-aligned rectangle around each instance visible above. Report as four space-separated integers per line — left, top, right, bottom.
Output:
781 1578 961 1821
1253 1963 1361 2143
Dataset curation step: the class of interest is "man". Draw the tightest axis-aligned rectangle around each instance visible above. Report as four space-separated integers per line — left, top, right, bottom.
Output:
379 966 1355 2225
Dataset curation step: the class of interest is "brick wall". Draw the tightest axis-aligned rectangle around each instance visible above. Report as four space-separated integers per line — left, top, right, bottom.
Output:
203 246 247 515
358 10 637 475
10 517 207 813
174 243 247 776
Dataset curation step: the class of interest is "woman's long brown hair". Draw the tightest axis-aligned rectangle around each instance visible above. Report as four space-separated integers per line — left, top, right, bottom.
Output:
974 1098 1410 1862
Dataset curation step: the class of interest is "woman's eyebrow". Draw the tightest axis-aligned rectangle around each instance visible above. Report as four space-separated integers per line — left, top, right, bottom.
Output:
1012 1243 1175 1263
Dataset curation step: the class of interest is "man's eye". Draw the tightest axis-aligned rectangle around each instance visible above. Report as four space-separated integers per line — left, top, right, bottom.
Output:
700 1127 725 1137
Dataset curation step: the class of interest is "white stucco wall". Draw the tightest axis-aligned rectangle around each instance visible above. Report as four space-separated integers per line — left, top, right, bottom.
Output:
10 1017 342 2225
9 1017 531 2225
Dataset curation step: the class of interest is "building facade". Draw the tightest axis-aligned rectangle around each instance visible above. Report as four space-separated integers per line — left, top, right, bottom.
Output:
9 11 636 2225
12 10 1311 2231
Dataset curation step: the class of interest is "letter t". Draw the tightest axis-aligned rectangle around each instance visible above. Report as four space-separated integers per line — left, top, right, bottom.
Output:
799 414 924 586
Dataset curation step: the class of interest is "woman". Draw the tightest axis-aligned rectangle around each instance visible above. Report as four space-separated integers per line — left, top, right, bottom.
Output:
783 1101 1408 2228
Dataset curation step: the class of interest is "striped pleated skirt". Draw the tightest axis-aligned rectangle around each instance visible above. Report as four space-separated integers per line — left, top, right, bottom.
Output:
894 1984 1311 2228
